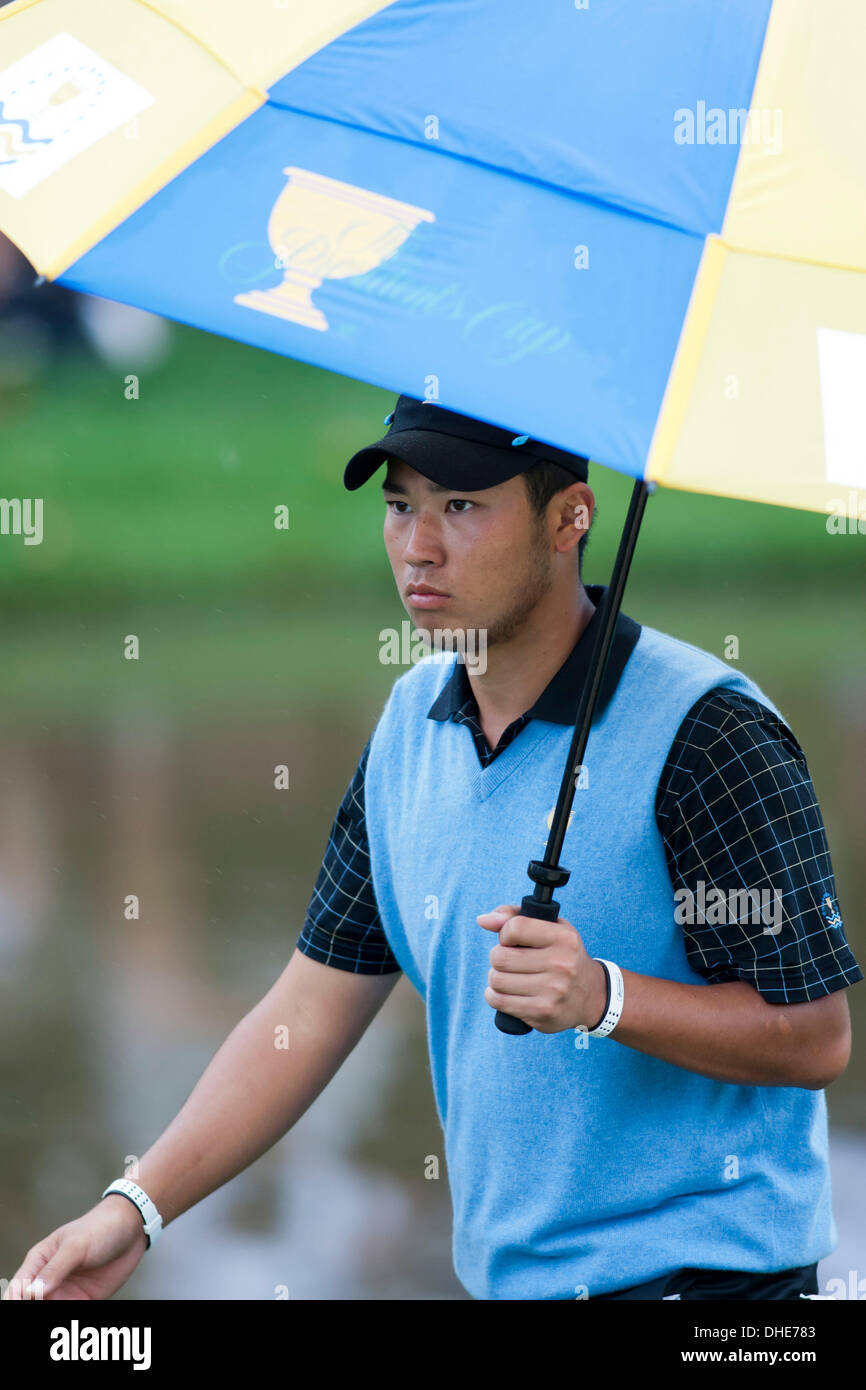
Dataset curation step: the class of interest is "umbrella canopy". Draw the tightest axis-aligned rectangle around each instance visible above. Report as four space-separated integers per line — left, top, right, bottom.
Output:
1 0 863 519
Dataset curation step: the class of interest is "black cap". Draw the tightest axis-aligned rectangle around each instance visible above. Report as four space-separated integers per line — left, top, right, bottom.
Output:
343 394 589 491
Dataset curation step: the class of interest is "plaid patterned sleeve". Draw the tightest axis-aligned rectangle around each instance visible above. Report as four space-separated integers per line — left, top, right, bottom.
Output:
656 687 863 1004
297 737 402 975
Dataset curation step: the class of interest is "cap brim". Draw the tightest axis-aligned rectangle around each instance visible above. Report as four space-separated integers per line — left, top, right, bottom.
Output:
343 429 544 492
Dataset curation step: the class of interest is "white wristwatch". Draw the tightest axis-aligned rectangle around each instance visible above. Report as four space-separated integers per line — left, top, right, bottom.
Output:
101 1178 163 1249
587 958 625 1037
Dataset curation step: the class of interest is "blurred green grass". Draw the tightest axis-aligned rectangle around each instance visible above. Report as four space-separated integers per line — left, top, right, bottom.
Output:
0 320 863 717
1 321 863 600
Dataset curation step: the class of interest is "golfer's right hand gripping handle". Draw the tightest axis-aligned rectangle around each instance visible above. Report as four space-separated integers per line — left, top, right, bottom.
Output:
493 894 562 1036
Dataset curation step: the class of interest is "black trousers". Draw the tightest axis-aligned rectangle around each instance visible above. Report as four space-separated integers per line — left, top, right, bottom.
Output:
592 1263 819 1300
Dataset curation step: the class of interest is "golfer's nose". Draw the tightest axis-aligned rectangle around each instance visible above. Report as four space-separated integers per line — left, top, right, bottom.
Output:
403 511 444 566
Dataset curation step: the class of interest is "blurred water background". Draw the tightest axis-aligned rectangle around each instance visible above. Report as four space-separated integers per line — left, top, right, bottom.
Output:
0 242 863 1299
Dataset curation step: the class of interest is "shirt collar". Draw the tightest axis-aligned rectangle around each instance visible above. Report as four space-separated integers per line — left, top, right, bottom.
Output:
426 584 641 725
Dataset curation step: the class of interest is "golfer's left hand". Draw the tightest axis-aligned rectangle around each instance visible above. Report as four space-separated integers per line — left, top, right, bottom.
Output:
477 903 608 1033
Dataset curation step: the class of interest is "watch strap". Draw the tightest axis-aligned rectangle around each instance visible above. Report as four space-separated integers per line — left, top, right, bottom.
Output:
101 1178 163 1248
587 958 624 1037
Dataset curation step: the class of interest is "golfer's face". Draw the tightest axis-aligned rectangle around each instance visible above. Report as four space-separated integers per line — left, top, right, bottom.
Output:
381 459 533 632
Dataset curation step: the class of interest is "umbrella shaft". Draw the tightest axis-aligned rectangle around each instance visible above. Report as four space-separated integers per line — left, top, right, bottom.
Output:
498 479 653 1037
542 478 653 871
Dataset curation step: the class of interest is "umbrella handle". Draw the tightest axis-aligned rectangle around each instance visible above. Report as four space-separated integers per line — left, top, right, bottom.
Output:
494 893 562 1035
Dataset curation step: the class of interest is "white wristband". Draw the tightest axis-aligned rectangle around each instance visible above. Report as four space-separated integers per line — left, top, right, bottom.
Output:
587 958 624 1037
101 1179 163 1249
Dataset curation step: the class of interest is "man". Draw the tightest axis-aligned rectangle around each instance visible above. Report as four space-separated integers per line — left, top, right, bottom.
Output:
299 394 861 1301
5 395 860 1304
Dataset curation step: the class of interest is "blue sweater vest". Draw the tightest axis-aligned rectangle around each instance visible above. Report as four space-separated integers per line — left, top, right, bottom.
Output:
364 624 835 1299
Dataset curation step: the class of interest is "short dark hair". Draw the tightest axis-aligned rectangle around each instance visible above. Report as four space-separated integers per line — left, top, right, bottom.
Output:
521 460 593 575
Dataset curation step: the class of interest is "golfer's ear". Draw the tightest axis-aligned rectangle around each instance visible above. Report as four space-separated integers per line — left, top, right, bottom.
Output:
556 482 593 552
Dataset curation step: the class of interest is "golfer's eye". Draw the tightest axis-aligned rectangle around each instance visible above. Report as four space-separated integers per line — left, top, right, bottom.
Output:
385 499 410 513
447 498 474 512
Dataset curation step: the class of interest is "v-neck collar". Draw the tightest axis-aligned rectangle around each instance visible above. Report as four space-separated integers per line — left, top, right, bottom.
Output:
427 584 641 770
468 719 562 800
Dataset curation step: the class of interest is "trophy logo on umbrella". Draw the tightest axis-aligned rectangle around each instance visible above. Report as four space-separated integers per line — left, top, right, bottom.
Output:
234 166 435 332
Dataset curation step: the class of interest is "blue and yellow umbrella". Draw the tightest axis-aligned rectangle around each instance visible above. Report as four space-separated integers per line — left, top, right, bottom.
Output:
1 0 863 519
1 0 863 1032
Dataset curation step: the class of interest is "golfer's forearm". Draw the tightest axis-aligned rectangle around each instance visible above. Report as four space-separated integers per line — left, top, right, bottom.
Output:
114 952 399 1228
610 970 838 1088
